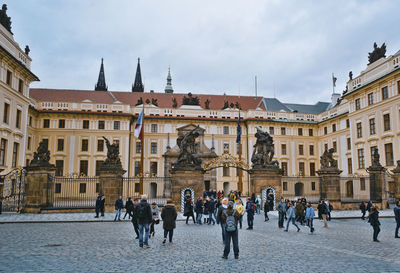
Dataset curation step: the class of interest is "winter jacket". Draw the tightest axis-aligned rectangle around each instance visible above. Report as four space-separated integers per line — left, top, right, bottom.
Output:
319 203 328 215
295 202 305 217
216 204 227 224
235 204 244 215
195 200 204 214
203 200 209 215
125 200 134 212
115 199 123 210
394 205 400 222
161 203 177 230
129 204 138 223
286 206 296 219
277 201 287 213
221 208 240 225
207 199 216 213
264 201 270 212
137 200 153 225
368 210 380 226
366 202 372 212
360 202 366 213
151 205 159 220
305 207 315 219
95 195 105 209
246 201 255 216
183 197 194 217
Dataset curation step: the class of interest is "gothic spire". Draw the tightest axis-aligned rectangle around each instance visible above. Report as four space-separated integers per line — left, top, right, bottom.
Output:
132 58 144 92
164 66 174 94
95 58 107 91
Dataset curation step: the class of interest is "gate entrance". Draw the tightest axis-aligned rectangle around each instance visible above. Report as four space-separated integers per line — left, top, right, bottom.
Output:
181 187 194 213
0 168 26 213
262 187 276 210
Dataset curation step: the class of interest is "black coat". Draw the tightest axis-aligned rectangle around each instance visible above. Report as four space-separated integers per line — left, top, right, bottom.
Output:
95 196 105 209
368 210 380 226
115 199 123 210
129 204 138 223
195 200 204 213
161 204 177 230
125 200 134 212
207 199 216 213
137 200 152 225
360 202 366 213
183 199 194 217
216 205 226 225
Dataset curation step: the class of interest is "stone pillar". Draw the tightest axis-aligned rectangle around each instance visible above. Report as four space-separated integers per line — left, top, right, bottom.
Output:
317 169 342 210
99 170 125 212
23 166 56 213
171 168 204 211
250 168 282 201
367 164 387 209
392 161 400 200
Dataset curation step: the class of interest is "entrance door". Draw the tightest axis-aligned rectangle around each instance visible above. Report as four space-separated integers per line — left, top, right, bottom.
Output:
150 182 157 198
295 182 304 196
204 180 210 192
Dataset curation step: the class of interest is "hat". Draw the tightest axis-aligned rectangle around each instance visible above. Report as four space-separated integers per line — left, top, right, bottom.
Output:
151 202 156 205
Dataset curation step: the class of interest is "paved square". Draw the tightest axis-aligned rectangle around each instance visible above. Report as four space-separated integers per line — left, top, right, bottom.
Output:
0 214 399 272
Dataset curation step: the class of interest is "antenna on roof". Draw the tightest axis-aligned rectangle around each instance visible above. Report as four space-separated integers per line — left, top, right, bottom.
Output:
255 75 258 97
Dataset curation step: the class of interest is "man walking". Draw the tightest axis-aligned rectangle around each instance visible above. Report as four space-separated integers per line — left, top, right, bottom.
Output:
216 198 229 243
246 197 255 230
195 197 204 225
114 196 123 221
284 202 300 232
129 198 140 239
305 202 315 235
94 193 105 218
221 201 240 259
360 201 366 220
368 206 381 242
394 200 400 238
320 200 329 228
207 197 216 225
277 198 286 228
123 197 133 220
137 194 153 248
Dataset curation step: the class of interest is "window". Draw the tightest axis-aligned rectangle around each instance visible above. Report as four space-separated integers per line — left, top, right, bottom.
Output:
299 145 304 155
347 158 353 174
58 119 65 128
83 120 89 129
223 126 229 135
151 124 158 133
347 138 351 150
281 162 288 176
151 142 157 154
79 183 87 194
6 70 12 86
114 121 120 130
370 146 377 164
223 166 230 177
356 122 362 138
369 118 376 135
3 103 9 124
0 138 7 166
18 79 24 93
57 139 64 151
398 80 400 94
299 162 305 176
98 120 105 129
135 183 140 193
355 98 361 110
12 142 19 168
281 144 287 155
55 160 64 176
81 139 88 152
310 162 315 176
95 160 102 176
298 128 303 136
134 161 140 176
283 182 288 191
357 149 365 169
281 127 286 135
311 182 316 191
43 119 50 128
309 145 314 156
42 138 49 148
80 160 88 176
27 136 31 150
15 109 21 129
324 127 328 135
332 124 336 132
368 93 374 105
269 127 274 135
333 141 337 152
308 129 313 136
29 116 32 126
382 86 388 100
360 178 366 191
383 114 390 131
346 181 354 198
136 142 142 153
346 119 350 128
385 143 394 166
223 143 229 151
55 183 62 194
97 139 104 152
150 162 158 177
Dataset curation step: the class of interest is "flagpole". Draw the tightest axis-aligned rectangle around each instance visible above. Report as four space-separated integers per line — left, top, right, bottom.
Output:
139 100 144 195
237 107 243 195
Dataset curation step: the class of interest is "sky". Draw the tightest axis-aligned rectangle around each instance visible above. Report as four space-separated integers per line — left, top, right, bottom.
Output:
7 0 400 104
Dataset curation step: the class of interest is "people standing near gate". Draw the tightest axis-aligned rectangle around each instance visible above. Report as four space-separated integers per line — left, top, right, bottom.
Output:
246 197 255 230
161 199 177 244
94 193 105 218
123 197 133 220
129 198 140 239
277 198 286 228
137 194 153 248
114 196 123 221
360 201 366 220
255 195 262 214
284 202 300 232
184 195 195 225
394 200 400 238
149 202 159 238
217 197 229 243
368 206 381 242
221 201 240 259
195 197 204 225
207 197 216 225
264 199 270 221
235 199 244 229
203 197 210 224
305 202 315 235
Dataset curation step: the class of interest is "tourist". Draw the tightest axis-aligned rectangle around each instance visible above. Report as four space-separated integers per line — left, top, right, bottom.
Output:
129 198 140 239
207 197 216 225
317 200 323 220
114 196 123 221
305 202 315 235
255 195 262 214
94 193 105 218
221 201 240 259
284 202 300 232
149 202 159 238
161 199 177 244
137 194 153 248
277 198 286 228
394 200 400 238
320 200 329 228
295 199 305 225
368 206 381 242
326 200 333 221
216 197 229 243
123 197 133 220
183 195 195 225
360 201 366 220
235 199 244 229
246 197 255 230
195 197 204 225
203 197 210 224
264 199 270 221
367 201 372 213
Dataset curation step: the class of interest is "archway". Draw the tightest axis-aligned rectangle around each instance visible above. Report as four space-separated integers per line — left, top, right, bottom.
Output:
223 182 230 195
346 180 354 198
262 187 276 210
295 182 304 196
150 182 157 198
180 187 194 213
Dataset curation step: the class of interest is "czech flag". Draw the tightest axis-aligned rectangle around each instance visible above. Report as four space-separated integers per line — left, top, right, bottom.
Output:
134 110 144 139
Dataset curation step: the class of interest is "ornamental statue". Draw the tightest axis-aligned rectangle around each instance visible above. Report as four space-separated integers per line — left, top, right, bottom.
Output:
175 126 202 169
392 160 400 174
135 97 143 106
204 99 210 109
151 98 158 106
182 92 200 106
172 97 178 108
29 141 54 168
0 4 12 34
319 148 338 169
368 42 386 65
251 126 279 169
371 148 382 167
100 137 124 172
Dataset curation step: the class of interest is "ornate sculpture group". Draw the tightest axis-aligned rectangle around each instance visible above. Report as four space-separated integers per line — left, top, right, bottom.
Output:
251 127 279 169
320 148 338 169
368 42 386 65
182 93 200 106
101 137 123 171
175 126 202 169
0 4 12 34
29 141 54 168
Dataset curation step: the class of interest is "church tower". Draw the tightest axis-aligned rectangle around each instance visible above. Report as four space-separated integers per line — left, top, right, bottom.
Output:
164 66 174 93
94 58 107 91
132 58 144 92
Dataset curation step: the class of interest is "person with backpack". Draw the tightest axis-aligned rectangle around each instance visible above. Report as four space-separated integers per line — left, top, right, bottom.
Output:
161 199 177 244
368 206 381 242
264 199 270 221
221 201 240 259
277 197 287 228
246 197 255 230
123 197 133 220
137 194 153 248
284 202 300 232
320 200 329 228
305 202 315 235
216 197 229 244
129 198 140 239
114 196 123 221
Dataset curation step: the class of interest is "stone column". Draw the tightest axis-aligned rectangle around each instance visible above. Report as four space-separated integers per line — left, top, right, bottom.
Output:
171 168 204 211
250 167 282 201
23 166 56 213
367 165 387 209
99 169 125 212
317 169 342 210
392 161 400 200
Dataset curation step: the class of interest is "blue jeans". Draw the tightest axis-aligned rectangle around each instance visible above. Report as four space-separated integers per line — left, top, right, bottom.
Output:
208 212 215 224
164 229 174 242
220 223 226 243
278 211 285 227
286 217 299 231
114 208 122 220
196 213 203 224
224 230 239 257
138 223 150 246
247 214 254 228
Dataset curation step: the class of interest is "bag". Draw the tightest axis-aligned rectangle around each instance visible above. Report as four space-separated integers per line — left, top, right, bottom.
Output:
224 210 237 232
138 204 147 219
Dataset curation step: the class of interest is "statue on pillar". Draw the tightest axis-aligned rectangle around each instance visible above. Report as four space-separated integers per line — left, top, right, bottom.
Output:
320 148 338 169
175 126 202 169
367 148 385 172
100 137 124 172
392 160 400 174
28 141 54 168
251 126 279 169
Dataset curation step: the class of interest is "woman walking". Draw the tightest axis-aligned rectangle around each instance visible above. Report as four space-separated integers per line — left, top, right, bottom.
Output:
184 195 195 225
161 199 177 244
368 206 381 242
284 202 300 232
264 200 270 221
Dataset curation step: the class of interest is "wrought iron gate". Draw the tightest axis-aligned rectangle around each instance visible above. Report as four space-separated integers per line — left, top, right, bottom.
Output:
0 168 26 213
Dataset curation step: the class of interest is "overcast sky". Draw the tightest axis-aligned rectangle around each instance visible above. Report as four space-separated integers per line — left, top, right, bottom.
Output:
8 0 400 104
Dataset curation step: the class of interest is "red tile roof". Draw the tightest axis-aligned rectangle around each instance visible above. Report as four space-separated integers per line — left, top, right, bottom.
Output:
29 88 265 111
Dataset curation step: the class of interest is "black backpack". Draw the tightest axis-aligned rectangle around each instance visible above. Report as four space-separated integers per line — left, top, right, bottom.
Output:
224 210 237 232
137 203 148 219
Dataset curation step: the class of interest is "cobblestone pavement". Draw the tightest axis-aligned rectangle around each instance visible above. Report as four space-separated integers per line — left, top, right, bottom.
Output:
0 214 399 272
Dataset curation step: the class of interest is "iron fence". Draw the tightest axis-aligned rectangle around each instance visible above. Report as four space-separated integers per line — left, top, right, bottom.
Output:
0 168 26 213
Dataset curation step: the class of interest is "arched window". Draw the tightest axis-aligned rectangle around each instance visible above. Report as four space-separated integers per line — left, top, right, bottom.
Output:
295 182 304 196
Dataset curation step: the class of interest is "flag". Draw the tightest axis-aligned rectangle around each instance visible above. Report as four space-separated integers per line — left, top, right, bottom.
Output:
332 73 337 87
236 112 241 143
134 110 144 139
